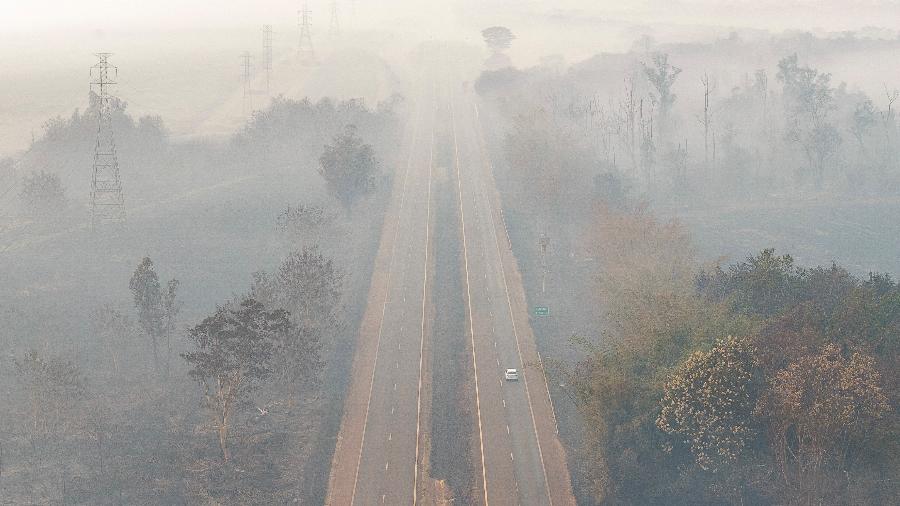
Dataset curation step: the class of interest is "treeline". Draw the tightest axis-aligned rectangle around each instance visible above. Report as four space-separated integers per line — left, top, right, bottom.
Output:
0 103 394 502
476 32 900 207
4 92 401 222
564 201 899 503
2 243 335 503
475 30 900 505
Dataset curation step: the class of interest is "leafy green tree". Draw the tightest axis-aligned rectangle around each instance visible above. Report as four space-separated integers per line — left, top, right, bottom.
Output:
697 249 804 318
318 125 378 211
182 298 289 462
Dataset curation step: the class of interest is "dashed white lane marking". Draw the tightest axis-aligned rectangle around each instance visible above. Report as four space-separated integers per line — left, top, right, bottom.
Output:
496 358 499 366
502 399 506 407
388 433 392 441
391 406 395 415
452 92 490 506
507 425 510 434
385 462 389 470
382 494 386 504
394 383 397 391
510 452 514 462
493 341 496 348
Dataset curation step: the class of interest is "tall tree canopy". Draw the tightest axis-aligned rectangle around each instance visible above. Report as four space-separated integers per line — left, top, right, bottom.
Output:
318 125 378 211
482 26 516 52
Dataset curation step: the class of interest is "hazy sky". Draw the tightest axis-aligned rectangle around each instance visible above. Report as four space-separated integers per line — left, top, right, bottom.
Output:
4 1 900 33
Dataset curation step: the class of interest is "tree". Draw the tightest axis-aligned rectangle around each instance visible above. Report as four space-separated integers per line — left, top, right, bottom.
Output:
643 53 682 140
697 249 804 318
91 305 136 374
275 203 335 250
128 258 178 373
162 279 180 376
15 350 86 438
318 125 378 211
776 54 841 186
129 258 164 371
257 247 344 335
758 344 889 503
20 170 66 220
658 336 760 474
481 26 515 52
182 298 289 462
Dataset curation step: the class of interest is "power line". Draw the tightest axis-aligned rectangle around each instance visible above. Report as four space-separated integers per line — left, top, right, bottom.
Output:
262 25 273 95
241 51 253 115
329 1 340 38
298 2 315 64
89 52 126 230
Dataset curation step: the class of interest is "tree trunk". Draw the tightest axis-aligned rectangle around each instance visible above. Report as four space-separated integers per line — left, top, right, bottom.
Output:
219 412 230 462
150 335 160 373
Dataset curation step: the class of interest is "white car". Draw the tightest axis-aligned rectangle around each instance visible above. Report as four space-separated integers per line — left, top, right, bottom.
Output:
505 368 519 381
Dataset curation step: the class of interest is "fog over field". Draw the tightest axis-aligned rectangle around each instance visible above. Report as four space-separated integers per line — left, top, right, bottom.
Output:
1 2 898 505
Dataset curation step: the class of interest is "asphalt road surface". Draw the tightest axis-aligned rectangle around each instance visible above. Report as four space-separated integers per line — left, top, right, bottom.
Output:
328 52 574 506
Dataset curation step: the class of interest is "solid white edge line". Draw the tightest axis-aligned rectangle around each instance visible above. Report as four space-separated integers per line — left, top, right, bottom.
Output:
451 85 491 506
348 75 422 506
412 77 436 506
473 100 554 505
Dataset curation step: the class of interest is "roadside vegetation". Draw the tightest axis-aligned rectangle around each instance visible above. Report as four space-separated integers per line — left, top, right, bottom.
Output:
0 88 400 503
476 29 900 505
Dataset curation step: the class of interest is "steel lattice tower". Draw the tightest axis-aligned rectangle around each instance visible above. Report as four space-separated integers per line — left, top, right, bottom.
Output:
240 51 253 115
262 25 273 94
329 1 340 37
297 2 315 64
90 53 125 230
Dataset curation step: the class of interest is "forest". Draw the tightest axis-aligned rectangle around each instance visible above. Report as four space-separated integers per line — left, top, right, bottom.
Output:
0 87 402 503
476 29 900 505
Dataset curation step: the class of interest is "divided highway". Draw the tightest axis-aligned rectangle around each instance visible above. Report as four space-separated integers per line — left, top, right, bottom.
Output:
327 53 574 505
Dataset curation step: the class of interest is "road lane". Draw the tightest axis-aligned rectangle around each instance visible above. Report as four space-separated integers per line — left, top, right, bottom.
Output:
451 69 576 505
327 71 436 506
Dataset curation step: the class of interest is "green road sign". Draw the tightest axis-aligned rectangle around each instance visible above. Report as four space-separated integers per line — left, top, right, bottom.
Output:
534 306 550 316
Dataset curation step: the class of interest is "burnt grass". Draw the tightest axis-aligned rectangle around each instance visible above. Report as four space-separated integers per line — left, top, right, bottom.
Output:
427 150 477 502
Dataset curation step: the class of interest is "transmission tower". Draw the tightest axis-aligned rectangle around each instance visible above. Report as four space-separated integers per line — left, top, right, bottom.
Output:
329 1 340 38
297 2 315 64
90 53 126 230
240 51 253 115
262 25 273 95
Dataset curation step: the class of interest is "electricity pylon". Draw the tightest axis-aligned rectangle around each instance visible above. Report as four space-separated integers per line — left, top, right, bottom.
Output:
240 51 253 115
329 1 340 38
90 53 125 230
297 2 315 64
262 25 273 95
